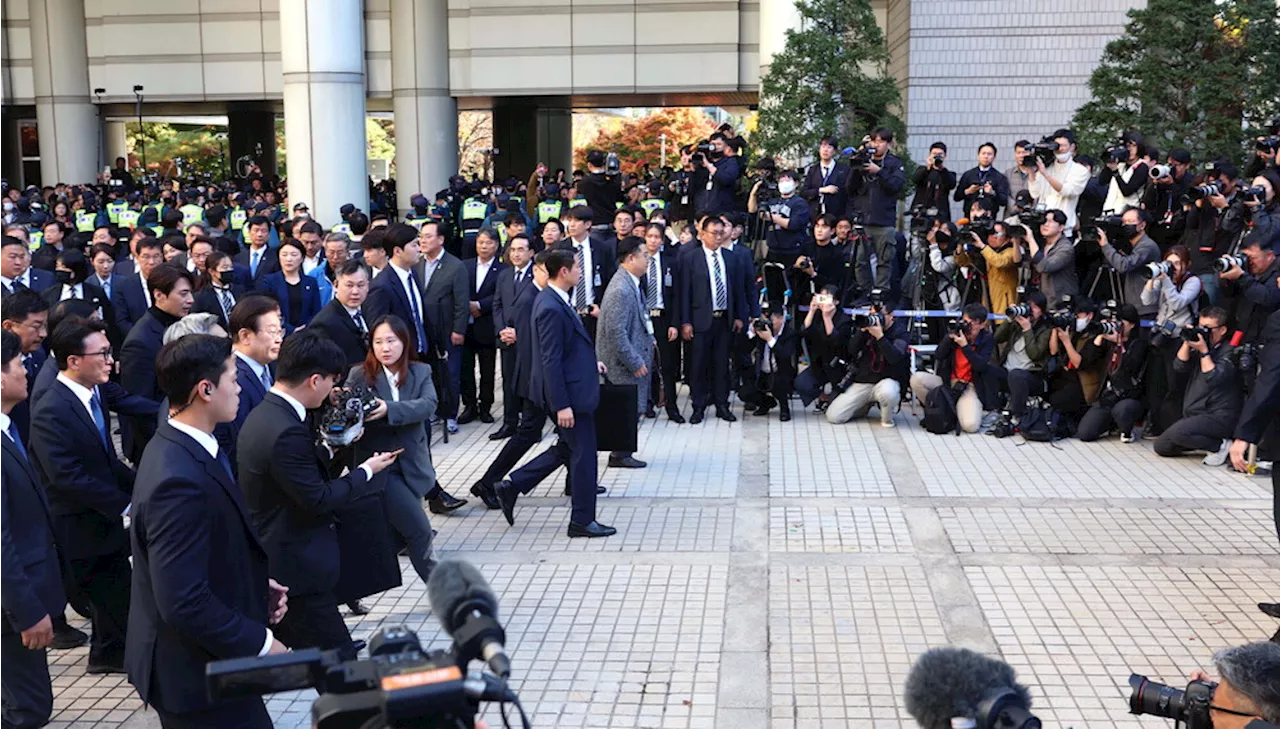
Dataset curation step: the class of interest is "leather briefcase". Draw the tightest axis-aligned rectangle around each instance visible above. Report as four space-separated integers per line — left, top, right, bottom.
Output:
595 381 638 452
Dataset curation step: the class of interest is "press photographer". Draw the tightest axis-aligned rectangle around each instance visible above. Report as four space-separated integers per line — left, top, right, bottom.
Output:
911 142 957 222
1100 130 1151 212
1218 232 1280 346
1097 206 1161 315
1029 209 1078 307
1154 307 1241 465
985 292 1051 437
1076 303 1149 442
739 309 797 421
760 169 810 267
1142 148 1194 248
1242 170 1280 244
909 304 994 434
1141 245 1202 436
1186 160 1247 305
666 145 701 226
1132 642 1280 729
695 133 742 215
1027 128 1091 236
845 127 906 296
1244 119 1280 179
1005 140 1034 211
966 218 1022 315
1044 296 1112 430
924 220 963 313
794 214 846 307
825 301 908 427
795 285 852 408
579 150 625 226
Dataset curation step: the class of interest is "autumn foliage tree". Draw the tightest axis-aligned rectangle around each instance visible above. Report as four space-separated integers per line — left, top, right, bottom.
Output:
573 108 719 174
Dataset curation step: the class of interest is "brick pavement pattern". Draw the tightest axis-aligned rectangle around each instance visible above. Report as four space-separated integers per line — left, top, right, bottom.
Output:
45 387 1278 729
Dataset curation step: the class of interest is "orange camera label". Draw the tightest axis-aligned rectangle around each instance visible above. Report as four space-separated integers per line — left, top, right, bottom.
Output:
380 666 463 691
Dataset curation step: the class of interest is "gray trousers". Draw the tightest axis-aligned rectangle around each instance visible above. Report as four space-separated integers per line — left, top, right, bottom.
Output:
856 225 897 293
826 379 900 424
383 472 437 584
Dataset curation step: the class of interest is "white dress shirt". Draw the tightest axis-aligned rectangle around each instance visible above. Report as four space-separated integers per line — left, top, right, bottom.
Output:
2 270 31 292
58 283 85 301
646 249 665 310
303 253 323 275
702 246 728 311
1 412 13 441
96 274 113 299
475 257 494 293
342 303 368 333
382 366 401 402
166 417 276 656
549 282 572 307
137 269 152 308
388 262 424 319
511 263 531 286
234 350 269 385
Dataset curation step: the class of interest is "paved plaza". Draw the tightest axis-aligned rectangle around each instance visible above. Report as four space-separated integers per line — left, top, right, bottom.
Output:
47 394 1279 729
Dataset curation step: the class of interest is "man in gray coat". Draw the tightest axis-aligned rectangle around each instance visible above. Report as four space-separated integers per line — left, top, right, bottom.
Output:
596 236 653 469
1098 206 1160 316
1031 209 1078 308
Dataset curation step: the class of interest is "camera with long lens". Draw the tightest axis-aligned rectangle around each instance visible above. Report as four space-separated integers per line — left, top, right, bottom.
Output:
319 381 379 447
1239 185 1267 204
908 204 940 234
1005 303 1032 319
1093 319 1120 335
959 217 995 243
1032 136 1059 165
1257 135 1280 152
1182 325 1210 343
1215 254 1246 273
868 288 885 308
1107 144 1130 164
1017 204 1048 229
1188 182 1222 200
853 312 883 329
1129 674 1215 729
1077 213 1125 244
1149 164 1171 180
1143 260 1174 279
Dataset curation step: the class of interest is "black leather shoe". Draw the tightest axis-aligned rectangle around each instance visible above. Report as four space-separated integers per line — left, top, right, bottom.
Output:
86 663 127 675
689 408 705 424
457 408 478 425
470 481 501 510
478 410 495 424
779 407 792 422
666 409 685 424
608 455 648 468
567 520 617 538
564 485 607 496
750 403 772 416
427 491 468 514
51 625 89 650
496 480 518 526
346 600 370 616
488 425 515 440
716 408 737 423
644 407 657 418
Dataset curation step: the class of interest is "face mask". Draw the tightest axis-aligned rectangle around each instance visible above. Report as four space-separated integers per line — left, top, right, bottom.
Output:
2 203 12 214
1122 224 1140 239
935 231 951 245
55 270 75 286
1075 318 1089 333
1055 152 1072 164
778 180 796 195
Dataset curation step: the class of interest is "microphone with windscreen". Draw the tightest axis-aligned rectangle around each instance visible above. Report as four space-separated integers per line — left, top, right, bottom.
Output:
427 560 511 678
904 647 1039 729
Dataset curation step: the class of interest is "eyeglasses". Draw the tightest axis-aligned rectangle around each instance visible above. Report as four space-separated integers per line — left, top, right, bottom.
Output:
77 347 114 360
260 327 285 339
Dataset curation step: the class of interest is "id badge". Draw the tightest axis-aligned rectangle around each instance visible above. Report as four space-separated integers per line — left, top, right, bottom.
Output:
594 271 601 287
664 270 672 287
681 195 689 205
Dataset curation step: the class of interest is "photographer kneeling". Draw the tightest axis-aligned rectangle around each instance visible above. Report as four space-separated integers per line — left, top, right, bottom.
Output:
1077 304 1149 442
795 285 852 408
1045 296 1111 429
825 303 908 427
986 292 1051 435
909 304 994 433
1154 307 1242 465
1141 245 1201 436
740 309 798 421
1218 230 1280 345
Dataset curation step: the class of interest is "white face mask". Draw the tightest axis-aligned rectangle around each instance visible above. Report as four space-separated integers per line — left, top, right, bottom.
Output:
778 180 796 195
1074 318 1089 333
1055 152 1072 164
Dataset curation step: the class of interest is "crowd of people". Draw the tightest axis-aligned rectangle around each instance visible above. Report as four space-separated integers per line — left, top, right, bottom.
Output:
1 113 1278 728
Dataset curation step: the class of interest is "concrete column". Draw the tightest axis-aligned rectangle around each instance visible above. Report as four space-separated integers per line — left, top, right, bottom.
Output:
391 0 457 212
536 106 573 179
104 120 128 167
280 0 368 227
228 105 278 177
492 97 572 182
29 0 97 185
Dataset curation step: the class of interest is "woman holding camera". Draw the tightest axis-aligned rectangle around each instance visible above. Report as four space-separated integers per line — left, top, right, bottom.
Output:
1243 169 1280 244
346 314 439 584
1140 244 1200 436
1076 304 1150 442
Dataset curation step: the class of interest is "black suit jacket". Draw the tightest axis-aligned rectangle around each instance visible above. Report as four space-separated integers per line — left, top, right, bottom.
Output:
120 310 171 462
236 393 371 596
43 281 120 345
110 271 150 338
553 235 616 306
416 253 470 349
257 272 322 335
126 423 270 714
190 283 246 330
640 244 683 332
9 349 46 444
801 161 850 220
29 379 155 559
510 282 542 400
465 258 505 346
1 433 66 635
678 245 746 332
218 355 273 468
233 245 280 284
309 299 369 368
4 268 55 294
30 244 62 272
366 266 434 357
754 322 798 383
493 264 534 347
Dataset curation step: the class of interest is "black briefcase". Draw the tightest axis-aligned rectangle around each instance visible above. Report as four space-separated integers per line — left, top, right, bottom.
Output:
334 484 403 603
595 382 639 452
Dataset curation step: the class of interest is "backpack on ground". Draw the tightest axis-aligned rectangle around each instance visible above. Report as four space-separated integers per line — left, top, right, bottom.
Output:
921 382 964 435
1018 399 1061 442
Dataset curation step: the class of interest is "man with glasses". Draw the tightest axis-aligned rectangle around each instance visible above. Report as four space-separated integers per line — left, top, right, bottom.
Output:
1185 642 1280 729
29 319 157 675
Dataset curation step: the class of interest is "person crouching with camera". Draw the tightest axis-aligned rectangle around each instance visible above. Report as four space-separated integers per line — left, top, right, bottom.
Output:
825 302 908 427
986 292 1051 436
796 285 852 410
739 309 797 421
1154 307 1242 466
1044 296 1111 430
909 304 994 433
1076 304 1149 442
345 315 439 586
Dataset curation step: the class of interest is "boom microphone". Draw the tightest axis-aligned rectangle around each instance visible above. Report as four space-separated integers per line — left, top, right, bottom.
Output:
426 560 511 678
904 647 1037 729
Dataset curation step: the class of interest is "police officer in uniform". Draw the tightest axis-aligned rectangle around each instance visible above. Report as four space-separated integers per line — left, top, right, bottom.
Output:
457 186 492 259
404 194 432 231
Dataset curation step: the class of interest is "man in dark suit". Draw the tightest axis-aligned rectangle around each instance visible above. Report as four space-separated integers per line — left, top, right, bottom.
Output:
233 216 280 285
120 264 195 465
679 216 744 424
190 250 245 330
237 330 398 655
800 137 851 221
222 295 282 468
494 249 616 538
111 237 165 338
127 334 287 729
29 221 66 272
307 260 371 368
640 224 684 421
739 310 798 421
29 319 158 674
1 330 66 729
555 206 616 341
412 221 469 433
39 248 114 330
459 228 505 425
490 234 535 438
0 290 50 443
2 235 55 295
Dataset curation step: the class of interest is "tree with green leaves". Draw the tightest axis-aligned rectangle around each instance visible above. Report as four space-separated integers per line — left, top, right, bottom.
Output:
754 0 906 163
1071 0 1280 165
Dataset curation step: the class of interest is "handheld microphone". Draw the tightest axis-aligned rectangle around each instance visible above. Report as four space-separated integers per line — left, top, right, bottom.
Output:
956 217 971 226
841 147 856 156
904 647 1038 729
426 560 511 678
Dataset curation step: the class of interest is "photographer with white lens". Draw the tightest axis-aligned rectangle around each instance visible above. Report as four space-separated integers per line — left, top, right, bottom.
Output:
825 302 908 427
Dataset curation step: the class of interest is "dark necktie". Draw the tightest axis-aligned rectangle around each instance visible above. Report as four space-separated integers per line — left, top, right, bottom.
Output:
10 278 27 293
22 355 36 381
6 422 27 461
353 310 367 334
573 246 587 309
215 449 234 479
647 255 660 308
406 278 428 351
513 269 523 287
89 390 109 447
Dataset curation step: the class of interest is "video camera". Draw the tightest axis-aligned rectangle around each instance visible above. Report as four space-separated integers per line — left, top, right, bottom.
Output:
844 137 876 167
319 381 380 447
1017 204 1048 229
1031 136 1059 166
908 204 940 235
1077 213 1125 245
605 152 621 177
690 141 714 166
958 216 995 242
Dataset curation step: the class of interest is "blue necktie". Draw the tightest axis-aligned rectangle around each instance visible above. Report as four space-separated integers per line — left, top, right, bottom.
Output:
7 423 27 461
215 449 234 479
251 249 261 277
260 367 272 390
89 390 109 447
407 279 428 353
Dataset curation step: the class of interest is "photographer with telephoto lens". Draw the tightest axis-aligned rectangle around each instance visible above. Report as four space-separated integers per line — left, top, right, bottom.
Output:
1098 206 1161 316
844 127 906 296
1027 129 1091 236
1045 296 1112 429
1077 303 1149 442
1143 148 1194 249
1217 231 1280 346
1241 170 1280 245
925 219 962 312
985 291 1051 437
1141 245 1202 437
1187 160 1247 306
1243 118 1280 179
824 300 908 426
1154 307 1241 465
909 303 994 433
1130 642 1280 729
1100 130 1151 213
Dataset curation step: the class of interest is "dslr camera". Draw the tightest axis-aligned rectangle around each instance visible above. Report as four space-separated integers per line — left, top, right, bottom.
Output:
319 381 379 447
946 318 967 335
1149 164 1172 180
1215 254 1247 273
853 312 883 329
1182 324 1210 343
1143 260 1174 279
1188 182 1222 201
1005 303 1032 319
751 317 771 333
1257 135 1280 153
1239 185 1267 204
1129 674 1215 729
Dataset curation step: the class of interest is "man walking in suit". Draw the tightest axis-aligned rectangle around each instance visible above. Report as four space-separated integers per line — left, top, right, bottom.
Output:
494 249 617 538
413 221 469 434
459 228 505 425
308 260 372 368
679 216 743 424
2 235 55 295
0 289 49 443
237 330 399 655
126 334 288 729
121 263 195 464
596 237 652 469
490 234 534 439
222 295 283 470
640 223 684 422
190 250 244 330
1 330 66 729
555 206 616 341
233 216 280 285
29 319 158 674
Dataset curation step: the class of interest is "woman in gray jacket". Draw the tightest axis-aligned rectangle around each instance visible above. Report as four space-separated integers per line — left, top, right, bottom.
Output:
347 314 439 584
1140 245 1201 436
